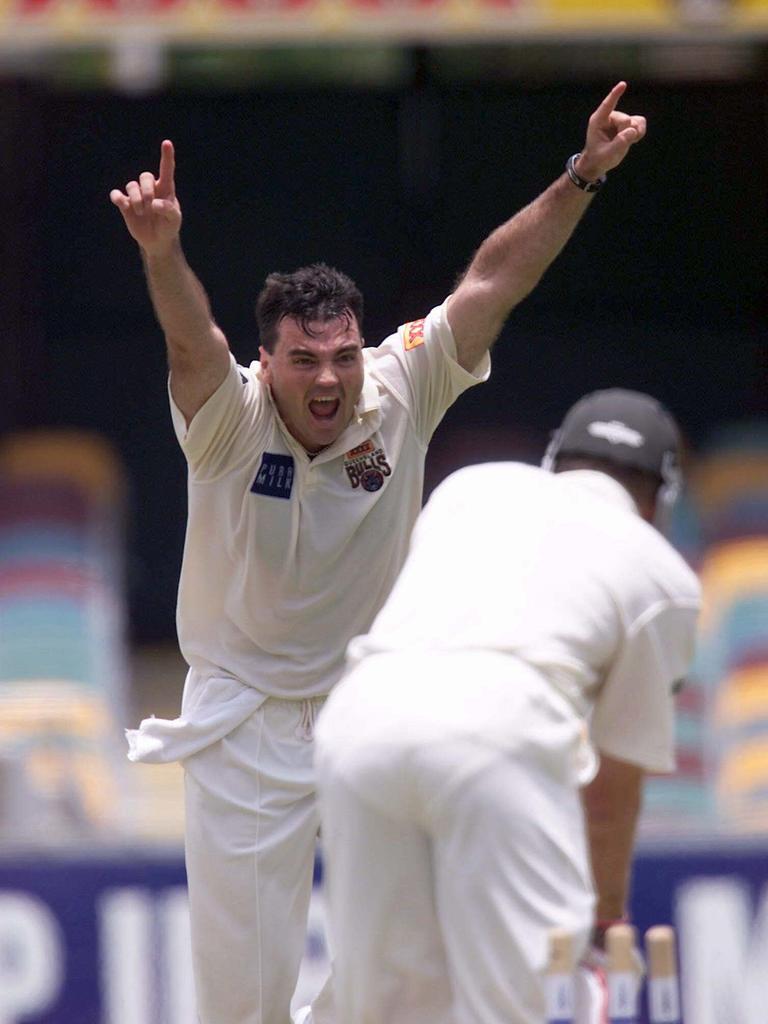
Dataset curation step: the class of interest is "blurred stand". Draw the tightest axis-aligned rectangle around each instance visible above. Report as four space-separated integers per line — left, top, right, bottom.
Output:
691 424 768 833
0 430 131 844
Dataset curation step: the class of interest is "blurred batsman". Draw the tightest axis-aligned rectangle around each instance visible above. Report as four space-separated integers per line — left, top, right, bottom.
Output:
110 83 645 1024
315 389 702 1024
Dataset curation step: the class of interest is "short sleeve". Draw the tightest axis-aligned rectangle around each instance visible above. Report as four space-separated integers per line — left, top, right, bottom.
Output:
371 299 490 443
590 600 700 773
169 354 268 478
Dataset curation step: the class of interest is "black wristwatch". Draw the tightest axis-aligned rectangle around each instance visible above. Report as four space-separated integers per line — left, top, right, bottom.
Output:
566 153 606 193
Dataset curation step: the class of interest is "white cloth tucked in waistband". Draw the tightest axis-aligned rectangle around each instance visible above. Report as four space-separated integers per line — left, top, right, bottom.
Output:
126 672 267 764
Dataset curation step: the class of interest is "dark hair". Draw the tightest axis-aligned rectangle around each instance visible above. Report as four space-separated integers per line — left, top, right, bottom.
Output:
255 263 364 353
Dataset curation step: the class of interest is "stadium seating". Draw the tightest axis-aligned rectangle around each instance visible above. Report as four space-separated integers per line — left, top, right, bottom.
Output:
643 425 768 837
0 430 130 840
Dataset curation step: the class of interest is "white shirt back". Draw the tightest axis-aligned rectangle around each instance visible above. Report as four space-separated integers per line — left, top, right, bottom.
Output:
348 463 702 772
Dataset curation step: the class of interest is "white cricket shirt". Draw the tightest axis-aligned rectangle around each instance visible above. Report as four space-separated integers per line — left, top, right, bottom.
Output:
170 300 488 700
344 463 702 772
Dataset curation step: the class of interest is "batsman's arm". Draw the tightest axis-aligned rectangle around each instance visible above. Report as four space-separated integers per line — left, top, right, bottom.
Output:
110 140 230 425
580 752 644 922
447 81 646 373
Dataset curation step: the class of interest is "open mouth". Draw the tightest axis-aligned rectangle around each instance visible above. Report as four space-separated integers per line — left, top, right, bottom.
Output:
309 397 340 421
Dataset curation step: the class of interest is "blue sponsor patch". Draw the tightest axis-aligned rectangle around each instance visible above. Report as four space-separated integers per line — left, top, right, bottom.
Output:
251 453 294 500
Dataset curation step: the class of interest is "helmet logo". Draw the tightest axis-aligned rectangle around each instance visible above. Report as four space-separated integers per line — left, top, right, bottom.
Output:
587 420 644 448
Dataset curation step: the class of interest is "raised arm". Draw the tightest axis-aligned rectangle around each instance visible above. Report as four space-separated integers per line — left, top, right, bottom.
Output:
580 752 644 923
110 140 230 424
447 82 646 372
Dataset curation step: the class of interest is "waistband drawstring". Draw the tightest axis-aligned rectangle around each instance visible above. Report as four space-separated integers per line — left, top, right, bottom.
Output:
295 699 317 742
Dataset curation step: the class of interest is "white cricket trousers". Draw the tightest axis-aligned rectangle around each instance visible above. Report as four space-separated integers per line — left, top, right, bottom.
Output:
315 651 596 1024
183 695 332 1024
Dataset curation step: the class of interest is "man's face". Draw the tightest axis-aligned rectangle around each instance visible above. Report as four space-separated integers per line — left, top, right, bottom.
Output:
260 315 365 454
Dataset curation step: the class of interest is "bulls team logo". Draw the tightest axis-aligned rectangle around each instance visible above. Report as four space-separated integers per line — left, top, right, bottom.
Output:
360 469 384 492
403 318 426 351
344 442 392 490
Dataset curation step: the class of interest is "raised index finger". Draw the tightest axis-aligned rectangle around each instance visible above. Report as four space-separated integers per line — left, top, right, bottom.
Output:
157 139 176 195
594 81 628 122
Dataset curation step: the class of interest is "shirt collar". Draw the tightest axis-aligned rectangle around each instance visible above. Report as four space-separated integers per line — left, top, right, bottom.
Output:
356 358 382 415
558 469 640 516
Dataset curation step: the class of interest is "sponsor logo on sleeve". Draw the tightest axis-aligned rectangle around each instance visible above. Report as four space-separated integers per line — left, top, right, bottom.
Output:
403 318 426 351
251 453 295 499
344 443 392 491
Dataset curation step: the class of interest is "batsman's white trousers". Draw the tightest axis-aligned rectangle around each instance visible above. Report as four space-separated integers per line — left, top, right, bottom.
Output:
183 693 333 1024
315 651 596 1024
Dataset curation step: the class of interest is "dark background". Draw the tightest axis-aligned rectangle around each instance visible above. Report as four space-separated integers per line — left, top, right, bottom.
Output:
2 63 766 639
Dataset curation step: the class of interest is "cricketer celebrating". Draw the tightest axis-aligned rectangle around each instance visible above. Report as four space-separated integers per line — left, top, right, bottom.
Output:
111 83 646 1024
315 389 702 1024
